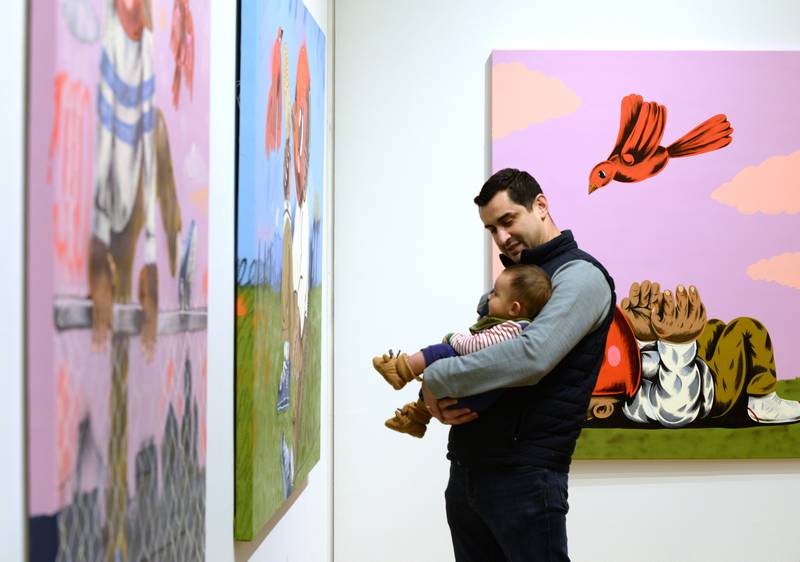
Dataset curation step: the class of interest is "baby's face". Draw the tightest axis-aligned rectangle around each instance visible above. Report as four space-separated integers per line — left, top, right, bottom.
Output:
488 272 517 318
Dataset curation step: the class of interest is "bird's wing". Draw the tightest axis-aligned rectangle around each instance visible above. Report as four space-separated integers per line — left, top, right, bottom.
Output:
610 94 642 157
610 95 667 165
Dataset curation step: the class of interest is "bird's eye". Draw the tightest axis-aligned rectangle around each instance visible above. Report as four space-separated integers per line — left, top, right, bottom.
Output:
598 170 607 179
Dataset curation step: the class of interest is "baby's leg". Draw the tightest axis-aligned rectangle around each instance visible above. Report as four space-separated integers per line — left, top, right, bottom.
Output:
417 341 506 413
414 343 505 412
419 343 458 367
406 351 426 376
372 352 417 389
416 387 505 413
385 399 432 438
450 390 506 412
373 342 457 390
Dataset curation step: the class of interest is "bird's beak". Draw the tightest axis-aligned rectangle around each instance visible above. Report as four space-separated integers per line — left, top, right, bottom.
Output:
588 183 598 194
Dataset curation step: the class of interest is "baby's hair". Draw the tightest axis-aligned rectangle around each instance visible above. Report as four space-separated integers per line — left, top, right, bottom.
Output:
504 264 552 318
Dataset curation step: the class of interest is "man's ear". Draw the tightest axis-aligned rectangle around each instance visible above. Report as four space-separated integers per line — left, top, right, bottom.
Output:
534 194 549 220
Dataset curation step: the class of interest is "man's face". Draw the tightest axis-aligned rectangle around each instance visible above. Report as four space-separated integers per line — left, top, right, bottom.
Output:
479 190 544 262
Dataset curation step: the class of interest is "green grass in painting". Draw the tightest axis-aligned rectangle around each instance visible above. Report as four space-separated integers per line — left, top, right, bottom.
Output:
234 285 322 540
574 378 800 460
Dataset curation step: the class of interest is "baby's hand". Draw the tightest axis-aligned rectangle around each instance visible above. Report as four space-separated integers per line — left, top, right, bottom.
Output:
442 332 454 344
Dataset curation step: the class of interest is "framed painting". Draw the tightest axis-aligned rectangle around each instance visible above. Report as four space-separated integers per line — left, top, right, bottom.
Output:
26 0 209 560
491 50 800 459
235 0 325 541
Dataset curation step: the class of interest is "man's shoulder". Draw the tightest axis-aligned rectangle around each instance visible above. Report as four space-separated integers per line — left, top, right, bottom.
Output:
550 259 613 309
552 257 610 285
543 260 613 332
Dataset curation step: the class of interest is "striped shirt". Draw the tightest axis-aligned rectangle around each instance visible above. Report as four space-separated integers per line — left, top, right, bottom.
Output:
92 4 157 263
448 320 530 356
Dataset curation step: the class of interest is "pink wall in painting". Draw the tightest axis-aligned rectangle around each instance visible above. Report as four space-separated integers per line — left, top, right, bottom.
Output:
27 0 58 515
491 50 800 381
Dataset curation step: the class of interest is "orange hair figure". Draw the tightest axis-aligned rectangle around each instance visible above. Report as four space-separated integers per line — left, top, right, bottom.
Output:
292 42 311 203
170 0 195 109
265 27 283 154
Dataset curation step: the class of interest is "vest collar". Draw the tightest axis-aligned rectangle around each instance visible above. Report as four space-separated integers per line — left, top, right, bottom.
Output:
499 230 577 268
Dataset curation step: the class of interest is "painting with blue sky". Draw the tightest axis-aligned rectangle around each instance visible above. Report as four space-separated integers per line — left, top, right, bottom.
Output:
235 0 325 541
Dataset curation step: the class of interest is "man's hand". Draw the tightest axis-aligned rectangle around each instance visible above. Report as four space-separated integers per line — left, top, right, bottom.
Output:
421 380 478 426
89 236 116 351
651 285 707 344
620 280 661 341
139 263 159 361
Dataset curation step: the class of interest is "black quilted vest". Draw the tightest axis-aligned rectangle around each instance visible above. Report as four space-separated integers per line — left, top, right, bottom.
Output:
447 231 615 472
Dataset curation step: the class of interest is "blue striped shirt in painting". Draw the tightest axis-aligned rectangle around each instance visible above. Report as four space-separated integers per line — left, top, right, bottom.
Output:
97 49 155 147
97 94 155 147
100 50 155 108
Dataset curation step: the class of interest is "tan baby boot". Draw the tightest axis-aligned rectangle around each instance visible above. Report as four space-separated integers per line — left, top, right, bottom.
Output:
385 400 432 438
372 350 417 390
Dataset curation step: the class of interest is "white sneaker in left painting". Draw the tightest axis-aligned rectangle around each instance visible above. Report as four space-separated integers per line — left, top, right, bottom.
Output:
747 392 800 424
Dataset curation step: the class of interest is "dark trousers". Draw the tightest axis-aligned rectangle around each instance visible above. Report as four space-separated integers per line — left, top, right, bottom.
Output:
445 462 570 562
420 343 505 411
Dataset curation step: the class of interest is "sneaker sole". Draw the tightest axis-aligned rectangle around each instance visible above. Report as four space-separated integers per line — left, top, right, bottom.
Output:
747 407 800 425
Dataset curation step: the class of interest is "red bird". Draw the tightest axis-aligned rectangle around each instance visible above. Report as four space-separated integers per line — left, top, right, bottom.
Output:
588 94 733 193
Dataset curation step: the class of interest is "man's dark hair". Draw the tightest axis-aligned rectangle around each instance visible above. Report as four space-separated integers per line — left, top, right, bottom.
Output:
505 264 552 319
474 168 542 209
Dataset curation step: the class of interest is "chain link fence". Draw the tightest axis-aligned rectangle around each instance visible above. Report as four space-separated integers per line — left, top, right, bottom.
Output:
48 301 206 562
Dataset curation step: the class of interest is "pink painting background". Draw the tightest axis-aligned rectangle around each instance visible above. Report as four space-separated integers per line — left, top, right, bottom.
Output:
28 0 209 515
491 51 800 381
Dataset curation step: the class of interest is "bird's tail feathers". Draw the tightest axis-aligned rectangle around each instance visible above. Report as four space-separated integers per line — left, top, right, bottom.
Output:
667 114 733 158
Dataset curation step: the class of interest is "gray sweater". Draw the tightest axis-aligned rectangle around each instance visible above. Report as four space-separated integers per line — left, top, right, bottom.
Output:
424 259 612 398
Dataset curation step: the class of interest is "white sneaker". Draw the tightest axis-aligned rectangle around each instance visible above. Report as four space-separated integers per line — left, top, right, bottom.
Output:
747 392 800 424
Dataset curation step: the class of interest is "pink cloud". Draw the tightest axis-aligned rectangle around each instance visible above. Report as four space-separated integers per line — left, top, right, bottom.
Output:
492 63 580 140
747 253 800 290
711 150 800 214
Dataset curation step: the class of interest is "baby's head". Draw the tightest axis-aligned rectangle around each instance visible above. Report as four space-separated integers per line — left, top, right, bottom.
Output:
488 264 552 320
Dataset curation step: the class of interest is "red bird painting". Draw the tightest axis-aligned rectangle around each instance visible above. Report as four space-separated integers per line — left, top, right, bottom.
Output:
588 94 733 193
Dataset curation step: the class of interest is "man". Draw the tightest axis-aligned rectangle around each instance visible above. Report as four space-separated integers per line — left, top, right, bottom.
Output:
422 168 615 561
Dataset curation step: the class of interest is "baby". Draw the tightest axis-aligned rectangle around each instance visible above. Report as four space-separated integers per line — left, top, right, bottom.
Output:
373 264 552 437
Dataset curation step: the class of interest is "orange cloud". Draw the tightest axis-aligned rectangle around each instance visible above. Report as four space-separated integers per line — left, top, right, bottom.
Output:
711 150 800 214
189 187 209 214
492 63 580 140
747 253 800 290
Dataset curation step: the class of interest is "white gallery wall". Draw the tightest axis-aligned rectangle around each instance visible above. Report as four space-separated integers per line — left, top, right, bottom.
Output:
1 0 333 560
334 1 800 561
1 0 27 560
